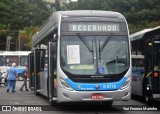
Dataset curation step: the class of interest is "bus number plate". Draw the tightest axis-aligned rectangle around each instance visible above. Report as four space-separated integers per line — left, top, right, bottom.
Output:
91 94 104 99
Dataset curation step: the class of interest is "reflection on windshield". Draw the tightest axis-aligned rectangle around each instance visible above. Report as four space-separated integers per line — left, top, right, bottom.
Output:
60 35 129 75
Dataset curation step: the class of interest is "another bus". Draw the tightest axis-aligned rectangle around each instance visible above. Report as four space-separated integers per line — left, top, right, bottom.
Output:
130 26 160 104
29 10 131 106
0 51 31 80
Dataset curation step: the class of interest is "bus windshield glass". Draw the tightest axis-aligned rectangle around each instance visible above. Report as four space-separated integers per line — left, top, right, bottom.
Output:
60 35 129 75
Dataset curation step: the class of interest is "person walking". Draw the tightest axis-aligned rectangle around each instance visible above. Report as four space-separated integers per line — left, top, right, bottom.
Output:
20 66 29 91
7 63 17 93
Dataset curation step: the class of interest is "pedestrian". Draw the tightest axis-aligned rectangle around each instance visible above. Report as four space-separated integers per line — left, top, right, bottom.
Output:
7 63 17 93
20 66 29 91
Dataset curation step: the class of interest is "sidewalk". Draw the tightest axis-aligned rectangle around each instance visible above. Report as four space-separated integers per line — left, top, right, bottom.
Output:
0 81 48 105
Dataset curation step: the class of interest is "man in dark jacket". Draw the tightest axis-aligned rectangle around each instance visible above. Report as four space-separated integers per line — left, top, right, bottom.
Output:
7 63 17 93
20 66 29 91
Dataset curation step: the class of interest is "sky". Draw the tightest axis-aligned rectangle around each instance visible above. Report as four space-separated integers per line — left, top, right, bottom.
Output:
71 0 77 1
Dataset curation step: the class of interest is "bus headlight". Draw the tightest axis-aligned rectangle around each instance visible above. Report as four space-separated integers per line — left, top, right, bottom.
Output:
60 78 74 91
120 78 131 90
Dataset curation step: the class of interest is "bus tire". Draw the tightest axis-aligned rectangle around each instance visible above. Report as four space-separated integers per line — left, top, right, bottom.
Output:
144 95 151 105
100 101 113 106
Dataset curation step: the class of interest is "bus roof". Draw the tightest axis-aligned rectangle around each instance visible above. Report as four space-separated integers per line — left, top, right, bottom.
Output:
57 10 124 18
130 26 160 41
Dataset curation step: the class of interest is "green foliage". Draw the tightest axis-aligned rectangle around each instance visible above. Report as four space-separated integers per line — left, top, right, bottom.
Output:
63 0 160 34
55 0 61 11
0 0 52 51
19 26 39 50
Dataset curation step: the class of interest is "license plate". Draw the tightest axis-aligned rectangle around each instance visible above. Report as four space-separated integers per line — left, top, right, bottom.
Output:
91 94 104 99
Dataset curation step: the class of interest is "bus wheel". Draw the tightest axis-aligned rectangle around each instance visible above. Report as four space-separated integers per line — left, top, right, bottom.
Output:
100 101 113 106
144 95 151 105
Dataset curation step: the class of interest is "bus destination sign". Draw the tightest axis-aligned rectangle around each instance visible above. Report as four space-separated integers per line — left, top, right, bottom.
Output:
68 23 120 32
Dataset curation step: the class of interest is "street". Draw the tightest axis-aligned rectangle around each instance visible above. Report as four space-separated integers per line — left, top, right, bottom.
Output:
0 81 159 114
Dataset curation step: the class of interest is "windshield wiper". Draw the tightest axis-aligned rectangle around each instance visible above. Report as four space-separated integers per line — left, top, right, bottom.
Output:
99 33 113 52
77 33 93 52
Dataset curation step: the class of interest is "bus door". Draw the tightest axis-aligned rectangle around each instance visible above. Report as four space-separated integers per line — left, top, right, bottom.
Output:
28 53 34 90
152 39 160 98
34 49 45 93
48 42 57 101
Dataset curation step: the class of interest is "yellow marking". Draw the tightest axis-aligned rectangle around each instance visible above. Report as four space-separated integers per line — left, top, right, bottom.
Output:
146 72 152 77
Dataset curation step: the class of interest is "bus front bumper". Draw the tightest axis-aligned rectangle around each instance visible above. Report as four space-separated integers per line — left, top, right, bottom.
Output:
56 86 131 102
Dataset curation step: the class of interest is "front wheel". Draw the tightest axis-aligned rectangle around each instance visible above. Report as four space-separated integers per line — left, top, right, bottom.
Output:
18 74 23 81
100 101 113 106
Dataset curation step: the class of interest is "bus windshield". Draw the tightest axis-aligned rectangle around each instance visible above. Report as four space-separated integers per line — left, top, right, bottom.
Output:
60 35 129 75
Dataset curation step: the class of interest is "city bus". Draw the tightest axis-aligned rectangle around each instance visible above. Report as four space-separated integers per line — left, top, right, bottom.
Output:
130 26 160 104
29 10 131 106
0 51 31 80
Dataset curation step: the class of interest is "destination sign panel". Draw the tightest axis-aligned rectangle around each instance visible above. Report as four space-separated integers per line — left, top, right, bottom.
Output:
61 22 126 32
69 23 120 32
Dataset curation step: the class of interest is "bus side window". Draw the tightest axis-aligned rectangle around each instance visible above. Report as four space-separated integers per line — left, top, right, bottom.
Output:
132 55 144 74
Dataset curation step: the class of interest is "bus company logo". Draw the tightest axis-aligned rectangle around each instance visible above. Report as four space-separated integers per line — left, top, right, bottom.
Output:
2 106 11 111
91 75 104 78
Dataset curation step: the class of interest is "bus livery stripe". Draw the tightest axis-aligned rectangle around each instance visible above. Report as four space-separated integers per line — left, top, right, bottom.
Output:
66 77 126 91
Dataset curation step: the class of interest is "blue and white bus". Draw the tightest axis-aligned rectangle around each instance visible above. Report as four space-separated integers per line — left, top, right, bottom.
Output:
130 26 160 105
29 10 131 106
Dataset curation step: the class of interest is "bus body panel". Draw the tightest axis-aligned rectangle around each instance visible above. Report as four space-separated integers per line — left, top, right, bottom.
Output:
56 58 132 102
57 86 130 102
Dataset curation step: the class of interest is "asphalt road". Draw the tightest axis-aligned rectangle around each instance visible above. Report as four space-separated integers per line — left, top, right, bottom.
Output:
0 81 159 114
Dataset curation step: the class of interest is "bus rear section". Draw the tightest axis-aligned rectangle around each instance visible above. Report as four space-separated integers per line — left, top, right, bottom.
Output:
29 10 131 105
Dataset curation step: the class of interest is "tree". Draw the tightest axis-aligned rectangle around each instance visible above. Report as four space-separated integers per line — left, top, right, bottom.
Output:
18 26 39 50
55 0 61 11
0 0 52 50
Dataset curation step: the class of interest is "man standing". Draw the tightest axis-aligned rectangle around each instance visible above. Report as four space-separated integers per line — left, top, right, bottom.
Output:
7 63 17 93
20 66 29 91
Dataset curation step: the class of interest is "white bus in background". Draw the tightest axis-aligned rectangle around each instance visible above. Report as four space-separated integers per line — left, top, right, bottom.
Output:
0 51 31 80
